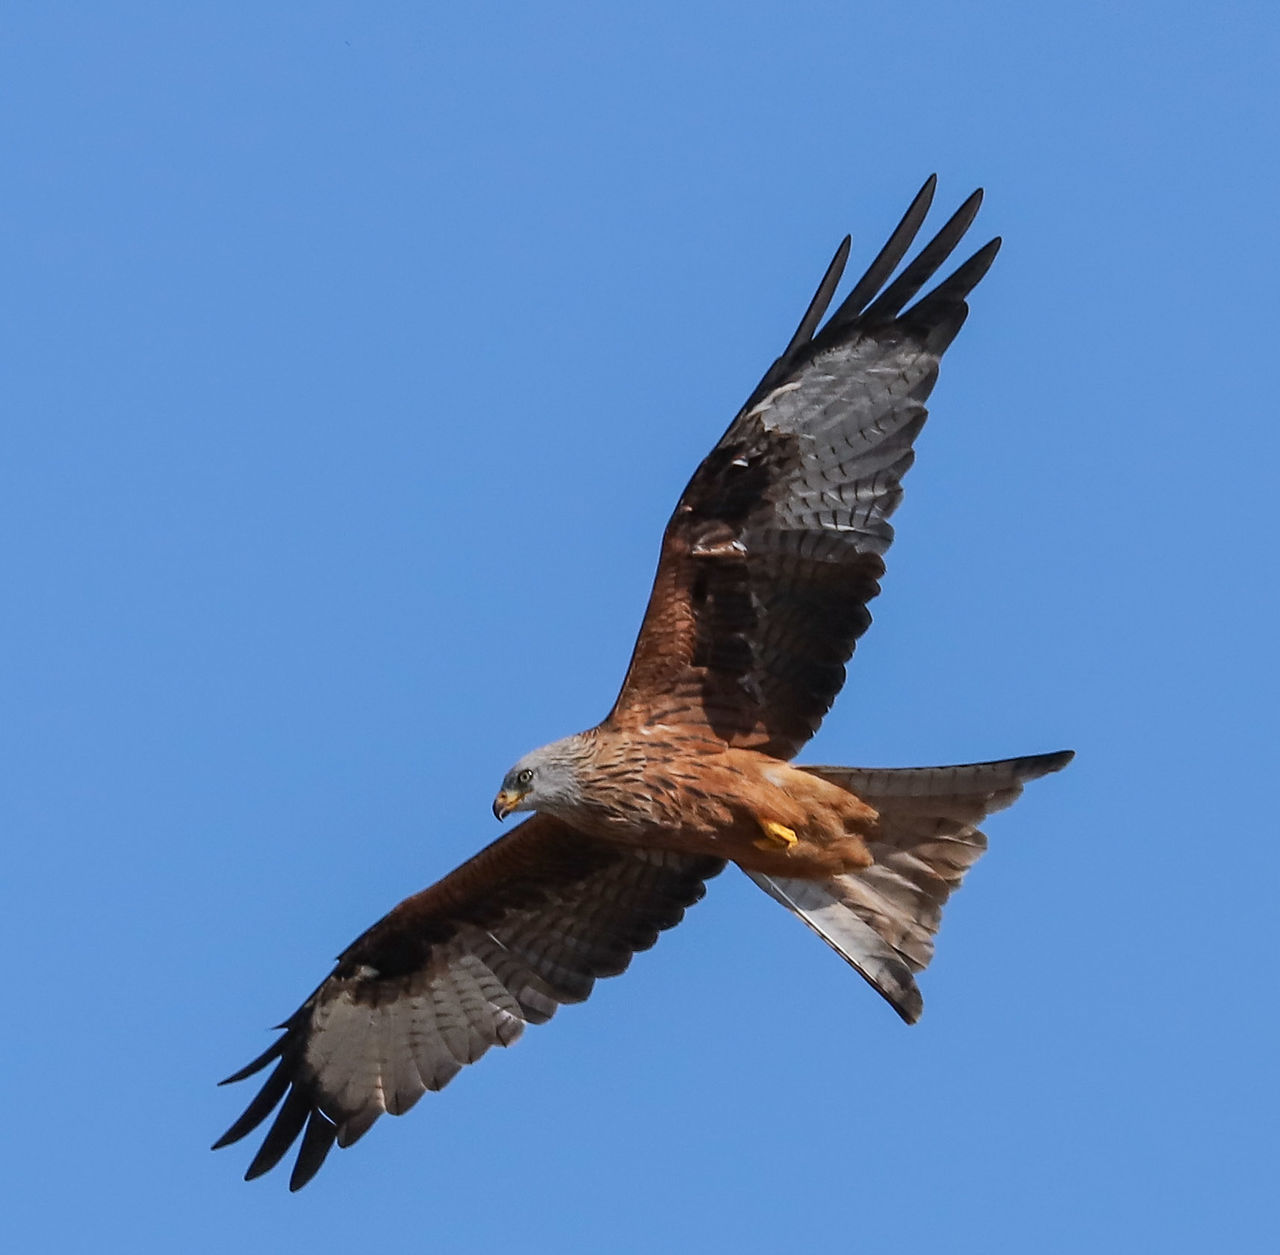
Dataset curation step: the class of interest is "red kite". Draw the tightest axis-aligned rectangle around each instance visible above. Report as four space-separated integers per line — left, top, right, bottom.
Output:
216 177 1072 1189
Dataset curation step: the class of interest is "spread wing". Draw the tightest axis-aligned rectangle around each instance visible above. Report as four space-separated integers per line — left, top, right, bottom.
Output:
608 177 1000 758
214 814 722 1190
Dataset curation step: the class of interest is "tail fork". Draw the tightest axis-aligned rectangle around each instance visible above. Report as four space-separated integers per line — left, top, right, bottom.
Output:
745 751 1073 1022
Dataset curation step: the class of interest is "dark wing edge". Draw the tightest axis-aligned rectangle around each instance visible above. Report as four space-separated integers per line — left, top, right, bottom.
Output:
213 814 723 1190
608 178 1001 758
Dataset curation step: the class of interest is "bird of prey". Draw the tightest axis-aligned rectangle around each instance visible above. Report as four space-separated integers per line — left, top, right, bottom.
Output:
215 177 1072 1190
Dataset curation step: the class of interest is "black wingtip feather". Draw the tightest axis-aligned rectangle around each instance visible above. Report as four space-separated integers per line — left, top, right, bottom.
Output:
212 1057 293 1149
217 1034 286 1086
779 234 850 362
288 1109 339 1191
751 235 851 404
913 236 1002 312
824 174 938 329
898 239 1002 353
1019 748 1075 778
244 1084 312 1181
861 187 986 323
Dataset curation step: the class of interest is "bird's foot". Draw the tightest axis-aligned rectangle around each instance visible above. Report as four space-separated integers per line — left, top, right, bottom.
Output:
753 819 798 851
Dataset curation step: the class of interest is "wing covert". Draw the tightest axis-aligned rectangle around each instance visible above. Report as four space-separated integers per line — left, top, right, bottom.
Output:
214 814 722 1189
608 178 999 758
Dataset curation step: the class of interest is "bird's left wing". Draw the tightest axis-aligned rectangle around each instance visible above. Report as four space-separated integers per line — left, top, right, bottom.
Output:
607 178 999 759
214 813 722 1190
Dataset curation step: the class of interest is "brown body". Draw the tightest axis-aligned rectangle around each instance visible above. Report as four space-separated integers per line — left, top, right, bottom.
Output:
550 731 877 877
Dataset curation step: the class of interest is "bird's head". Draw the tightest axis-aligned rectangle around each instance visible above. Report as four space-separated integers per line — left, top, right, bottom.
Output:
493 737 589 821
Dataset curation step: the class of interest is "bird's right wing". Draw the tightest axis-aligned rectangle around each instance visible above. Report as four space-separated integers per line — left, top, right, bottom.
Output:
607 177 999 760
214 814 723 1190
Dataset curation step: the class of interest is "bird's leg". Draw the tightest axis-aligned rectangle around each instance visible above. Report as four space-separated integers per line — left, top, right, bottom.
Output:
753 819 798 851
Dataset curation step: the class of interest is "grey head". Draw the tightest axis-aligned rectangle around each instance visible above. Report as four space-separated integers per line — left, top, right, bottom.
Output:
492 734 591 822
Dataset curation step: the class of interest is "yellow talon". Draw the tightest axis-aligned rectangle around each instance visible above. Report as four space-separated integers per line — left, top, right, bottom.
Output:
753 820 798 851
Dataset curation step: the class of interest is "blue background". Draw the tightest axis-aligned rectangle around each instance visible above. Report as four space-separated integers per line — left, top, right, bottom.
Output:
6 3 1276 1251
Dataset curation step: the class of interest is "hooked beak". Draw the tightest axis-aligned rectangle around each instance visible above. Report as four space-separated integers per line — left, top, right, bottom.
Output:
493 789 525 821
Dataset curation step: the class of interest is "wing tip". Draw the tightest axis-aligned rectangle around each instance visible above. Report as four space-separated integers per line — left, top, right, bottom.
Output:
1020 748 1075 780
288 1109 340 1191
738 175 997 415
217 1039 284 1087
914 172 939 212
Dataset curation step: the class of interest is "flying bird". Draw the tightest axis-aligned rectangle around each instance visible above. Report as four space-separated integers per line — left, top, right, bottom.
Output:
215 177 1072 1190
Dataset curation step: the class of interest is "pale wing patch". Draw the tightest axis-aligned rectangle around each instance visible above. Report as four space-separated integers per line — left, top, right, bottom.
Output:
748 339 937 557
744 378 803 421
303 935 577 1150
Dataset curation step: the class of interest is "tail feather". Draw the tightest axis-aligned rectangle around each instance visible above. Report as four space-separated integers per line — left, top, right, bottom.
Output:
745 750 1072 1023
748 873 927 1022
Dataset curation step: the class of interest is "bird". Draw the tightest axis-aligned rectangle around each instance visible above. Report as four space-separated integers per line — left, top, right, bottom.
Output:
214 176 1073 1190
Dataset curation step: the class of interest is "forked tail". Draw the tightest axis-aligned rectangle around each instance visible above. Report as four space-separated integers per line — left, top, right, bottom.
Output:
745 750 1073 1023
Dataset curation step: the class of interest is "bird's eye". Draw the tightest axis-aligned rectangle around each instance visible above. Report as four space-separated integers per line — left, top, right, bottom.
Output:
516 768 533 786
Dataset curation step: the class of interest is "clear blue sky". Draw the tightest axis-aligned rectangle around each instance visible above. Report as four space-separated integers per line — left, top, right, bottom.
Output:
5 3 1276 1251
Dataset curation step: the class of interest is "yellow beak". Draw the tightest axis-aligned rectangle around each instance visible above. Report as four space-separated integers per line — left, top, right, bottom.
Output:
493 789 525 821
